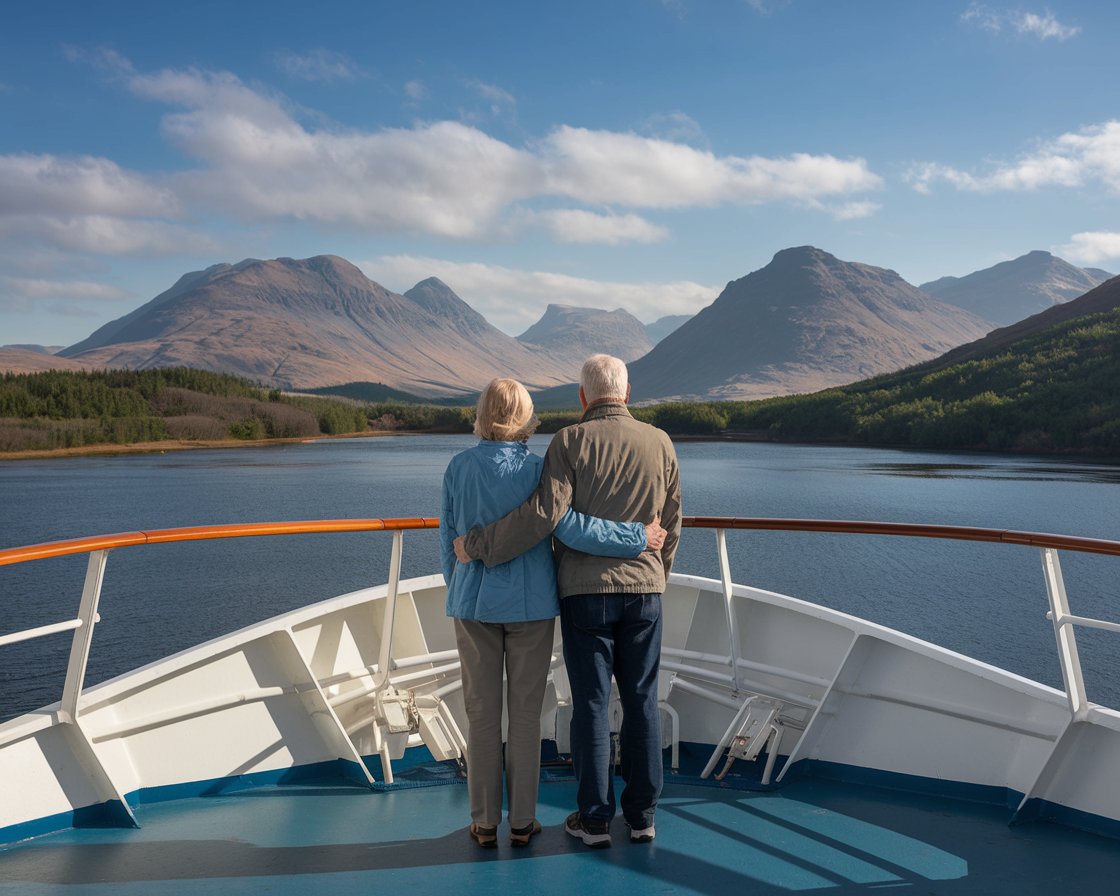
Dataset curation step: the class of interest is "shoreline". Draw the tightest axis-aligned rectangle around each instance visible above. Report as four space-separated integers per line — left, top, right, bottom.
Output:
0 429 406 462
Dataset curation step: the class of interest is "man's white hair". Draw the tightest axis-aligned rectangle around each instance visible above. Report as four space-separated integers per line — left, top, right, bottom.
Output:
580 354 629 404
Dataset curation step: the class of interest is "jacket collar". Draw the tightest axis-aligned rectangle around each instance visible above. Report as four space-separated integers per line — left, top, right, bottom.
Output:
580 400 632 423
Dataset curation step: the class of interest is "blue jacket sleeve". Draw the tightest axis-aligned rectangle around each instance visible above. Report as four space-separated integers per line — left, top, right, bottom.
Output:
439 468 458 584
553 509 647 558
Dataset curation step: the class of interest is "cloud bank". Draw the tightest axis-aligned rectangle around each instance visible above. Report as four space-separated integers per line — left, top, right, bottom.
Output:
2 60 884 259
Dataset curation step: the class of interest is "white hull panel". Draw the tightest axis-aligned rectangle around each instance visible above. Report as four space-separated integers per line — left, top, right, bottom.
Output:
3 572 1119 842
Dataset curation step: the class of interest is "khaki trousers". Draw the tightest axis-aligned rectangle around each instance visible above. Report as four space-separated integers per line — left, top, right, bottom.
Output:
453 617 556 829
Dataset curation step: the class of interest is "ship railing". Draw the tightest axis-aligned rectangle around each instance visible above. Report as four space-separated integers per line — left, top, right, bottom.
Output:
2 515 1120 740
688 517 1120 722
0 519 438 736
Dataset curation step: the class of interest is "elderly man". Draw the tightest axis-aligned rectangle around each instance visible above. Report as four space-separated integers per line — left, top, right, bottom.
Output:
454 354 682 848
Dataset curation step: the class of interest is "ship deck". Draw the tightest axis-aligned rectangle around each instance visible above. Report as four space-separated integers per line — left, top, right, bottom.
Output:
3 759 1118 895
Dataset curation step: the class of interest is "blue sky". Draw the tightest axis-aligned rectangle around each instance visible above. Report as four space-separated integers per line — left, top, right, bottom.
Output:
2 0 1119 346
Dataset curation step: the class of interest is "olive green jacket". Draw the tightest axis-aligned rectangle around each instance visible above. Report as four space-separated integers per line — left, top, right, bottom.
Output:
463 401 682 597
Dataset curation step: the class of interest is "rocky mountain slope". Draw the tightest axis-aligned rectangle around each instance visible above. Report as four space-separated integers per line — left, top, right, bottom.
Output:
517 304 652 362
645 314 691 345
57 257 578 396
628 247 993 401
919 250 1111 326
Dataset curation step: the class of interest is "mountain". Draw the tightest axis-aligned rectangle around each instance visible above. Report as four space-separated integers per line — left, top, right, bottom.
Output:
746 273 1120 456
645 314 691 345
517 304 652 362
919 251 1111 326
628 246 993 402
925 272 1120 368
0 346 95 374
57 256 579 396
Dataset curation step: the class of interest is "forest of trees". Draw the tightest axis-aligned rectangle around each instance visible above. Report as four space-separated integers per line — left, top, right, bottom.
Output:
0 368 368 452
3 306 1118 458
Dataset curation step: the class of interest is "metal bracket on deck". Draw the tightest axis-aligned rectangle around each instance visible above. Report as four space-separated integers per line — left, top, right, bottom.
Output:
702 696 784 785
372 687 466 782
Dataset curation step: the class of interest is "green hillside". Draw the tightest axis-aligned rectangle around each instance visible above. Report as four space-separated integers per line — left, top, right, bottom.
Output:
724 307 1120 456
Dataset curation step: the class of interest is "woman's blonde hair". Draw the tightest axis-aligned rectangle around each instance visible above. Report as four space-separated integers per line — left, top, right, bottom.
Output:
474 377 539 442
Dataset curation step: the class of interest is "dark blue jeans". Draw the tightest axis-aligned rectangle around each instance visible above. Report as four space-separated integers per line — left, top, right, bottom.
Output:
560 593 663 829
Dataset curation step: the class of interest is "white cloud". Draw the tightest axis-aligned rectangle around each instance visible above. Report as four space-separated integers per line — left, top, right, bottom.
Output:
112 65 881 240
539 126 882 207
467 79 516 109
824 200 882 221
404 80 427 102
0 153 217 257
907 120 1120 194
1015 11 1080 40
641 112 708 148
1056 232 1120 266
536 209 669 244
0 153 178 218
276 49 362 82
359 255 719 333
0 215 218 256
9 59 882 263
961 5 1080 40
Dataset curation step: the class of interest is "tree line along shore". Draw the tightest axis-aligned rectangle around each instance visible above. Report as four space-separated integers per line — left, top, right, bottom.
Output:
2 307 1119 461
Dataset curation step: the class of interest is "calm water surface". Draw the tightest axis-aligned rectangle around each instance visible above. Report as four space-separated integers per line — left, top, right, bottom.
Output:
2 436 1119 721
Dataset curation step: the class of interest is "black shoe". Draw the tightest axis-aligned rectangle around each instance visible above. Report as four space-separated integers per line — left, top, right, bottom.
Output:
510 819 541 847
626 820 655 843
565 810 611 848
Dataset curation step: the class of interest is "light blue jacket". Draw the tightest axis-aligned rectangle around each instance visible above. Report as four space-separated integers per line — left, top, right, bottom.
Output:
441 440 646 622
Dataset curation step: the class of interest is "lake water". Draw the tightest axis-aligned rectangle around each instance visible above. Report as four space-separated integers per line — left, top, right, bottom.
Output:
2 436 1120 722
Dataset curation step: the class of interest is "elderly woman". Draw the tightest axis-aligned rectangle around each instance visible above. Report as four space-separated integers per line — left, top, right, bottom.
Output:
440 377 661 848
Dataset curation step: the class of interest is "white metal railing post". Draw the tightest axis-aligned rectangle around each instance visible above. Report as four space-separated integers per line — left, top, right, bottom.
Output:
1041 547 1088 717
372 530 404 692
60 549 109 721
716 529 743 691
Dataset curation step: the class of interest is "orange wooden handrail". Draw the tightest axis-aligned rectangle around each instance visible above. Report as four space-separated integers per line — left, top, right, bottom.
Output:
0 518 441 567
3 516 1119 569
681 516 1120 557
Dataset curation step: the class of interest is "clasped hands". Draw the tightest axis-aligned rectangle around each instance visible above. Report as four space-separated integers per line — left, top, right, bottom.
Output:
452 514 666 564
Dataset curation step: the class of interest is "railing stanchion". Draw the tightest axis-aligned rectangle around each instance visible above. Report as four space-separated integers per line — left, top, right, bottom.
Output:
1042 547 1088 718
372 530 404 693
716 528 743 692
60 549 109 721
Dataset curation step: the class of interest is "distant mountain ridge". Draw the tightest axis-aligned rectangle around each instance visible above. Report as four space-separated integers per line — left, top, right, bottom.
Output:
58 256 579 396
3 246 1103 402
645 314 691 345
517 304 652 362
919 250 1111 326
628 247 993 401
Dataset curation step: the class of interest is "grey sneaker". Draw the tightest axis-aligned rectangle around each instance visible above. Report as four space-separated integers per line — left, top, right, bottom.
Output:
565 811 612 848
627 821 655 843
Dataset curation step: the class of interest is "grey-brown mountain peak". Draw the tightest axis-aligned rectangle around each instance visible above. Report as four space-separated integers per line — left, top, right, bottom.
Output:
57 255 577 394
518 304 652 363
919 250 1112 326
403 277 493 336
628 246 992 401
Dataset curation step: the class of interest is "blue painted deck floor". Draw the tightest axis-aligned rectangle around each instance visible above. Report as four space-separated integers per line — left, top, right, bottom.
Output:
2 769 1119 895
